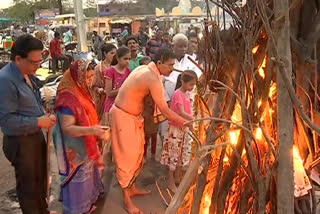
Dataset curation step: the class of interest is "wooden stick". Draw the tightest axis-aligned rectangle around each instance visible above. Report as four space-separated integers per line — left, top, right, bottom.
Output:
164 143 228 214
210 147 226 213
173 68 184 73
166 188 173 201
43 86 53 205
271 57 320 135
187 56 205 74
184 117 253 136
156 180 169 207
191 90 226 214
164 156 201 214
258 0 320 135
46 128 52 204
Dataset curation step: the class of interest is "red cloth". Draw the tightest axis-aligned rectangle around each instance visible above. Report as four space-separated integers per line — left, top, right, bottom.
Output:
55 60 100 161
50 38 63 58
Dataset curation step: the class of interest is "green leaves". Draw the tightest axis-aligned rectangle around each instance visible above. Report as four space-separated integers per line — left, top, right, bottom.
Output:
6 0 67 23
7 1 33 23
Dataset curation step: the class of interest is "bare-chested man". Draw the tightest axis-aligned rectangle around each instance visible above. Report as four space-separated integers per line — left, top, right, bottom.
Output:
109 48 189 214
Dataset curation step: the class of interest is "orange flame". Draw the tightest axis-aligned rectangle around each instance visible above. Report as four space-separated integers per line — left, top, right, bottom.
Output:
293 146 303 163
255 127 263 141
258 56 267 79
252 45 259 54
202 195 211 214
269 82 277 98
229 103 242 145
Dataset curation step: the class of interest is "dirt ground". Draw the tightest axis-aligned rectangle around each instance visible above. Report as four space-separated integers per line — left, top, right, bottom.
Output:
0 131 21 214
2 131 319 214
0 132 169 214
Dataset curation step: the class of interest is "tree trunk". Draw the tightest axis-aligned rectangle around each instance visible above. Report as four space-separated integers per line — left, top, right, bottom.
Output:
274 0 295 213
57 0 63 14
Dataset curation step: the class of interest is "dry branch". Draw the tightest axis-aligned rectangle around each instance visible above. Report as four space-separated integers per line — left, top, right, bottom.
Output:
272 57 320 135
156 181 169 207
164 143 228 214
167 0 318 213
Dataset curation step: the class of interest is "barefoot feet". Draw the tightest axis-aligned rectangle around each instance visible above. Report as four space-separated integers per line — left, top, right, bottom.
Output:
124 202 144 214
130 184 151 197
124 188 145 214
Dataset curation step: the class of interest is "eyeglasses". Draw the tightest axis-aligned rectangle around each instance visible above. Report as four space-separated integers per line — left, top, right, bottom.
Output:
25 58 43 66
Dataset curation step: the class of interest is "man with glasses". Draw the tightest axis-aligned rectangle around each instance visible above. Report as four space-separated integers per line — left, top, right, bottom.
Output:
109 48 189 214
0 35 56 214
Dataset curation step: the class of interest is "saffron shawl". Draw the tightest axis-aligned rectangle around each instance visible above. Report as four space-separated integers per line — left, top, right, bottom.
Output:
55 59 100 161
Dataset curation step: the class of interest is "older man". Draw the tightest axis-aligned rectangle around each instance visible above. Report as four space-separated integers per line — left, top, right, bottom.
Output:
159 33 202 140
164 33 202 100
110 48 188 214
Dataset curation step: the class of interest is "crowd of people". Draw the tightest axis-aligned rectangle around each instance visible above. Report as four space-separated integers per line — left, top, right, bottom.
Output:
0 24 203 214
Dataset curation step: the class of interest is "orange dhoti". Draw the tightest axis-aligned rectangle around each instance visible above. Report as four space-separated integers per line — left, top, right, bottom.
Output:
109 105 145 188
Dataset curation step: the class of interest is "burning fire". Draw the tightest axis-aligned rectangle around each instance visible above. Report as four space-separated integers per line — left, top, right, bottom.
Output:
255 127 263 141
201 45 274 213
229 103 242 145
252 45 267 79
258 56 267 79
269 82 277 98
182 43 310 214
223 104 242 162
202 195 211 214
293 146 312 197
252 45 259 54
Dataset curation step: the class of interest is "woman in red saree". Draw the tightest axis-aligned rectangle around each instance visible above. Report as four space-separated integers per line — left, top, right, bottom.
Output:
53 59 109 214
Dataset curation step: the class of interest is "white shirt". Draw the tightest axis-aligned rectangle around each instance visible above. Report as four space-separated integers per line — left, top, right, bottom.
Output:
48 30 55 43
190 52 197 60
164 54 202 101
169 27 174 36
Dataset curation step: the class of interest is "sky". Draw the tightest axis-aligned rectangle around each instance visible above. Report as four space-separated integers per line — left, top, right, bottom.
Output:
0 0 134 9
0 0 13 9
0 0 98 9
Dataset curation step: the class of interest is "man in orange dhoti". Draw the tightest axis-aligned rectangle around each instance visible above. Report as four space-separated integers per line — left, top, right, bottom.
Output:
110 48 189 214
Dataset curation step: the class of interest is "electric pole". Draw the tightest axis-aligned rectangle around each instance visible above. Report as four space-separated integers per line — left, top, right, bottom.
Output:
73 0 87 52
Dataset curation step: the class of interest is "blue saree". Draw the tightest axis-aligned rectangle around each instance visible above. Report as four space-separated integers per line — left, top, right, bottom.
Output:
52 111 104 214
